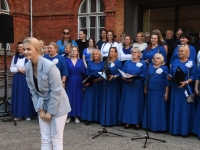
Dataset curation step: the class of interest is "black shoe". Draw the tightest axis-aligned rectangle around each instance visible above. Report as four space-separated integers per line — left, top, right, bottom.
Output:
134 124 140 130
85 121 90 126
124 124 130 129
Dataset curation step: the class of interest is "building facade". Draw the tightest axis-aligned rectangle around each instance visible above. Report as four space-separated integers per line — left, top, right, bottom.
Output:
0 0 200 69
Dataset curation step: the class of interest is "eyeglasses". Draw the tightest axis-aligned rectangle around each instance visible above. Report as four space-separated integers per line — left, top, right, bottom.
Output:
63 32 70 35
153 57 161 59
131 51 138 53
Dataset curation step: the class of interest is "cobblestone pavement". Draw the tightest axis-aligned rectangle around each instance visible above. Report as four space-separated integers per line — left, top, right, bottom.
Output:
0 118 200 150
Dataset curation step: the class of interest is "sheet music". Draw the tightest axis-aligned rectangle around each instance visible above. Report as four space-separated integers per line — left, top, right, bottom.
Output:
98 72 107 79
118 69 133 78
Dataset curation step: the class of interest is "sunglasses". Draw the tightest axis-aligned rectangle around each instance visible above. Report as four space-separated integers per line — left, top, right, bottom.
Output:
63 32 70 35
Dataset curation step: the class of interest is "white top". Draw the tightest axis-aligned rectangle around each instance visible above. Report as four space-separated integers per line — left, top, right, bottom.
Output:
133 43 148 52
197 51 200 67
10 55 26 73
118 47 132 61
101 42 120 59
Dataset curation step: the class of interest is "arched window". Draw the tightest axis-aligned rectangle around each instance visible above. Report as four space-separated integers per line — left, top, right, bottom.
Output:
78 0 105 41
0 0 10 50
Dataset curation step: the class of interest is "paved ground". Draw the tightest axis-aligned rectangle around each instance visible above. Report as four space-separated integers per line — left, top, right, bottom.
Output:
0 117 199 150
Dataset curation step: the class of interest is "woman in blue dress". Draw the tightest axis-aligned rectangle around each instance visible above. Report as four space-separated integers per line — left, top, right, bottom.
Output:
170 33 196 63
66 46 86 123
100 47 122 126
10 42 36 120
118 47 146 129
168 45 196 136
96 29 107 50
82 38 97 68
81 50 104 125
142 32 167 64
142 53 170 132
56 28 77 55
193 67 200 138
43 42 68 88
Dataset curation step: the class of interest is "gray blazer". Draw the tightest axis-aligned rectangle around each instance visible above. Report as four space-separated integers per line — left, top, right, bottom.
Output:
25 56 71 118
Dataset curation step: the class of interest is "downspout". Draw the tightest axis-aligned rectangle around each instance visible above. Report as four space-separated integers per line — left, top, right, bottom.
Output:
30 0 33 37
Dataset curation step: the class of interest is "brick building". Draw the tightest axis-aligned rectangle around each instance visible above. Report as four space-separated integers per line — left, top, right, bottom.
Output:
1 0 200 69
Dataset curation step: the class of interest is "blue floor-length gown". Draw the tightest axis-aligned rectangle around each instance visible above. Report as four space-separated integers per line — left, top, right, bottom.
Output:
169 59 196 135
118 60 146 125
100 60 122 126
11 55 36 118
193 67 200 138
66 58 85 117
142 65 169 131
81 61 104 122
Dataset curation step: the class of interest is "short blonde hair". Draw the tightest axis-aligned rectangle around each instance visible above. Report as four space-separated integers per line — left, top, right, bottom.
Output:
131 47 142 58
90 49 102 61
178 45 190 58
49 42 59 52
152 53 164 65
23 37 41 54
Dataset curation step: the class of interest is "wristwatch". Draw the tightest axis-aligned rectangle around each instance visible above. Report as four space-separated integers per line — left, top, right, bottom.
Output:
186 81 188 84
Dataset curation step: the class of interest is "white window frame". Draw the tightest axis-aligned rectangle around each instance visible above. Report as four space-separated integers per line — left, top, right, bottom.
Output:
0 0 10 51
78 0 105 41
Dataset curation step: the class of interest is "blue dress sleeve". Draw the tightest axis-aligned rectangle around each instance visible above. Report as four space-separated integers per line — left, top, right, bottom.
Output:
115 60 123 76
56 40 64 55
86 61 91 75
71 40 78 47
140 61 147 79
142 48 147 60
60 56 68 76
189 46 196 61
170 47 178 64
189 61 197 81
83 48 87 56
122 60 128 72
163 66 170 87
160 46 167 63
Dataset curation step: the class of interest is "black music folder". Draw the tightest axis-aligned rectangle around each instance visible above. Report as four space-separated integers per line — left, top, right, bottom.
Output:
165 66 186 86
82 74 99 85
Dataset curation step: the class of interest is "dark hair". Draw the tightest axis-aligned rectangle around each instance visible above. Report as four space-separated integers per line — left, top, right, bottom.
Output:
87 38 97 48
15 41 23 55
147 32 163 51
80 29 87 36
123 34 133 47
107 30 116 43
62 28 72 45
100 29 108 41
180 32 191 42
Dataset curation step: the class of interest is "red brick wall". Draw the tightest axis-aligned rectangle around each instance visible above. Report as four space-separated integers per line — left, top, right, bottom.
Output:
115 0 124 42
7 0 120 46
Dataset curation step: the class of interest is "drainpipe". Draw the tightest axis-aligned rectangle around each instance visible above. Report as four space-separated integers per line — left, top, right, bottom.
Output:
30 0 33 37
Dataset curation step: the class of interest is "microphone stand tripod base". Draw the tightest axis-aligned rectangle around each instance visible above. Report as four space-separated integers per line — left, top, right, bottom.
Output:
131 132 166 148
92 127 123 139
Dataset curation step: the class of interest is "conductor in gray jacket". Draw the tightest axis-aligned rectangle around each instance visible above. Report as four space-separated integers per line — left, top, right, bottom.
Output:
23 37 71 150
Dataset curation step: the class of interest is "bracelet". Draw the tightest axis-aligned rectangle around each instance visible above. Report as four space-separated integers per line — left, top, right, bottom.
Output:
114 75 117 78
186 81 188 84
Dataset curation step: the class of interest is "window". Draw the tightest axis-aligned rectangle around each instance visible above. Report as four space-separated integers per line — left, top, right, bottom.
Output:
0 0 9 50
78 0 105 41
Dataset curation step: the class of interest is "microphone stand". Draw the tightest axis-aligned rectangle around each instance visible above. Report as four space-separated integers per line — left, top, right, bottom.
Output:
131 61 165 148
92 60 123 139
